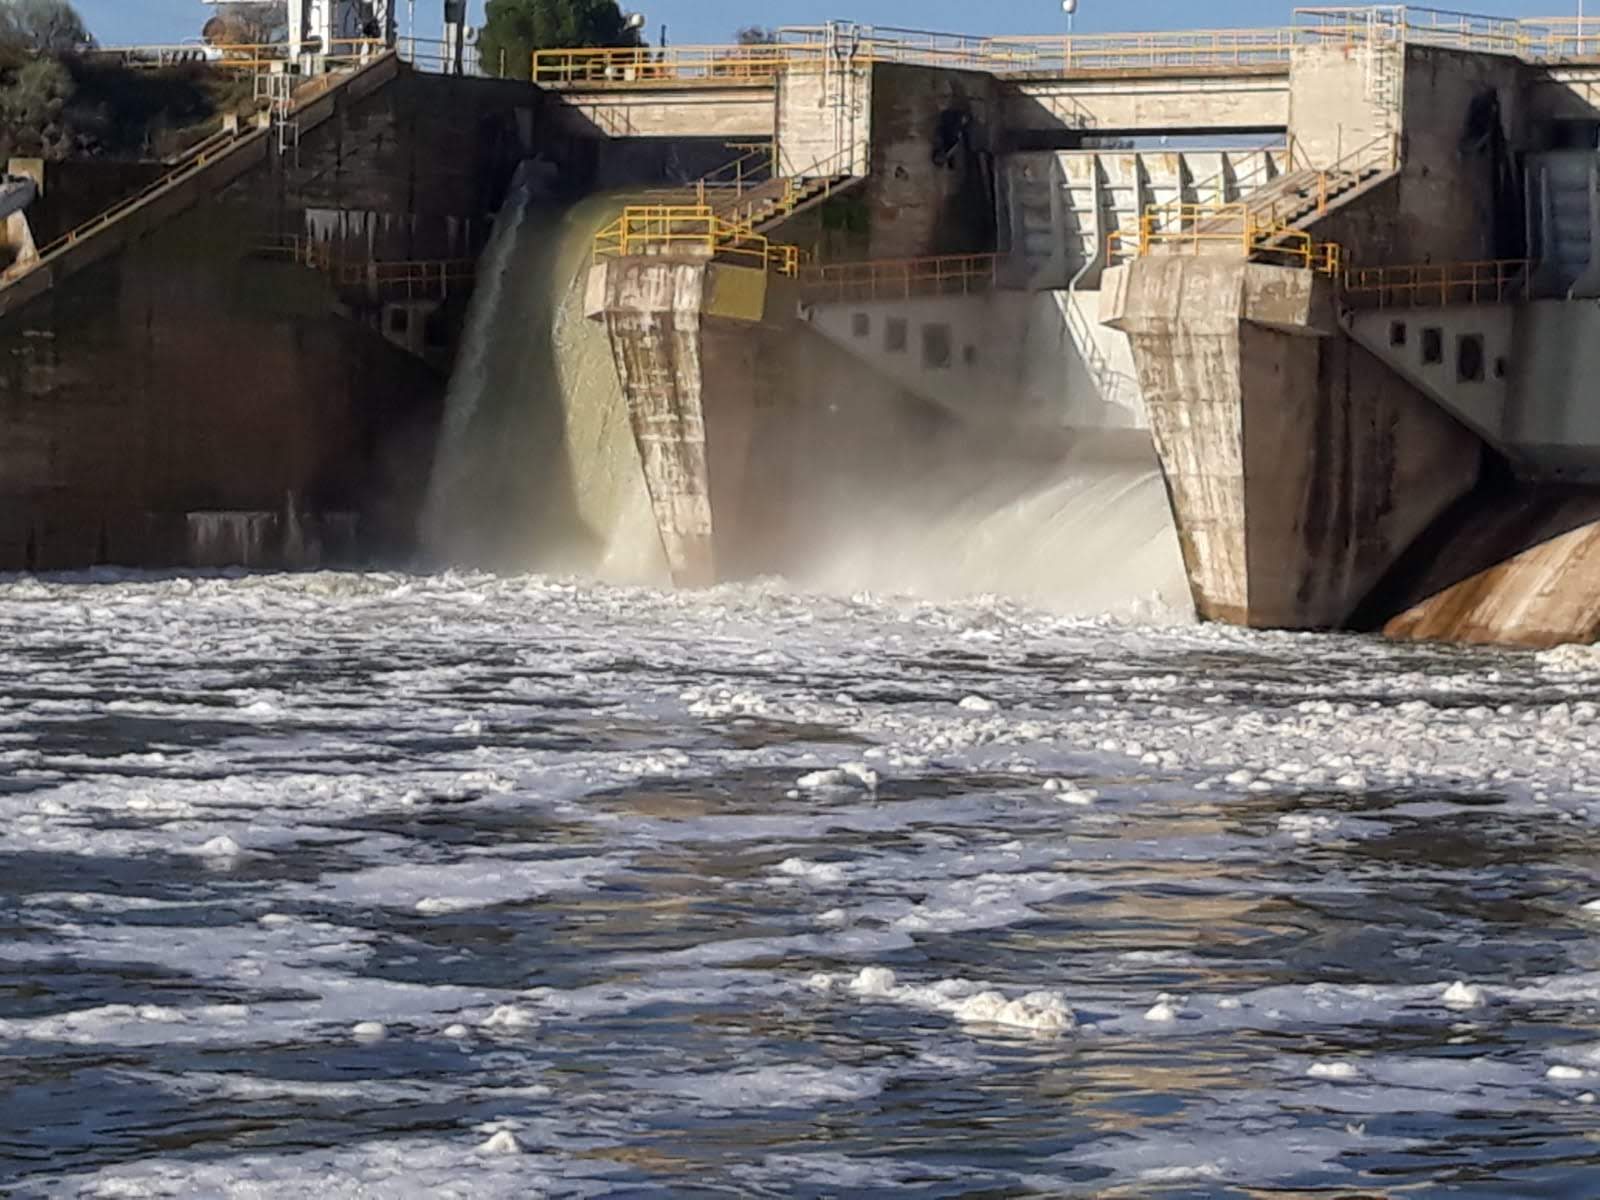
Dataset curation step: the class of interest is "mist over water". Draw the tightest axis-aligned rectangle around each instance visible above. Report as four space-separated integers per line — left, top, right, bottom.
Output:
421 171 1190 621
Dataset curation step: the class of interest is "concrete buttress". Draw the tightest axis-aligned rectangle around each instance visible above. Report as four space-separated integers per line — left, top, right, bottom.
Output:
1103 257 1483 629
585 256 767 586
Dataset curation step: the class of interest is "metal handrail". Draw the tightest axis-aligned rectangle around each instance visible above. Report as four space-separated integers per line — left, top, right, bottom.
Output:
2 52 396 290
798 252 1003 302
592 204 802 276
1344 258 1530 307
694 144 778 206
1107 201 1344 276
92 38 390 71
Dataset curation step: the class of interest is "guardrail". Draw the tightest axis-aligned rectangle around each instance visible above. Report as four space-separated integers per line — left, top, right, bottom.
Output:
693 143 777 206
91 38 390 71
261 235 477 298
12 126 257 274
531 14 1600 88
1108 202 1344 275
798 253 1003 303
592 205 802 275
1344 258 1530 307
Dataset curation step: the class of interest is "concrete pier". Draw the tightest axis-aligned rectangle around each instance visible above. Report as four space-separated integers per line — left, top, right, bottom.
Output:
1103 257 1481 628
585 256 769 585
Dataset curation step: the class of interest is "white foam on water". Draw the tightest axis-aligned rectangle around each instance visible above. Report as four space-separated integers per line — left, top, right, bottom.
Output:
636 1063 888 1109
827 966 1077 1037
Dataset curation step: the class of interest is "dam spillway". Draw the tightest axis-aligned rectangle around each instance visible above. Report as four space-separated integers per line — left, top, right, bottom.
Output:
7 10 1600 647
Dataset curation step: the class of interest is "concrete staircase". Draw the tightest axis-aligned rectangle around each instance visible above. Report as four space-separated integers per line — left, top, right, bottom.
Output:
0 52 401 321
712 170 859 232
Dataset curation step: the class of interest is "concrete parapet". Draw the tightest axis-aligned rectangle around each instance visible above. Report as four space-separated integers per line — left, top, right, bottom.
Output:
585 256 769 585
1104 256 1481 628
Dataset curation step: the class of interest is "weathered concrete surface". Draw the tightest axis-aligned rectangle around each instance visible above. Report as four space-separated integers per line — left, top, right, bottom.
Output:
862 64 1000 261
0 205 442 570
776 67 871 176
550 84 774 141
1382 493 1600 648
586 256 767 586
1008 69 1289 138
1104 257 1482 629
1294 44 1523 266
0 61 555 571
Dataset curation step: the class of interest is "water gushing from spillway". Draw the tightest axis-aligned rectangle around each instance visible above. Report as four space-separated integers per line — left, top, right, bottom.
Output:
783 426 1194 621
420 169 668 583
422 167 1191 620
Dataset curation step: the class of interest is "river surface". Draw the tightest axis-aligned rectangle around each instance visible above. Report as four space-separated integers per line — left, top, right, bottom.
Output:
2 571 1598 1197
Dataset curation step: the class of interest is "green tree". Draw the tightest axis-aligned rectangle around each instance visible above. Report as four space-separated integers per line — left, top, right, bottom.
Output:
0 0 92 56
735 27 777 45
479 0 641 81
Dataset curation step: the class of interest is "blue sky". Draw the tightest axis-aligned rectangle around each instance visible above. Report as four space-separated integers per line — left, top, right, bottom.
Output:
76 0 1579 48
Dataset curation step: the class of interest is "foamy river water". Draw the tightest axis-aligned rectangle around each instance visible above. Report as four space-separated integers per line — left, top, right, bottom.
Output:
2 572 1598 1196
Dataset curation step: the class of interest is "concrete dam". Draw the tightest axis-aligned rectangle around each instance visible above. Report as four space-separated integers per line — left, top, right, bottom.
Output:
10 7 1600 648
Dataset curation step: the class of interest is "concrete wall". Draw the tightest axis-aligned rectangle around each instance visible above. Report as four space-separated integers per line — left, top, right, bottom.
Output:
551 86 775 142
1105 257 1482 629
1289 42 1396 169
275 68 548 263
0 63 564 571
776 67 871 176
1293 45 1523 267
803 288 1142 432
1507 302 1600 476
863 64 1000 260
0 202 440 570
1347 304 1514 452
586 256 769 585
1006 71 1289 139
1350 300 1600 482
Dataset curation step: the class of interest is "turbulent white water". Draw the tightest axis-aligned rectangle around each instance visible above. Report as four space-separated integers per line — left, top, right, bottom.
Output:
421 175 666 583
2 571 1599 1196
790 427 1192 620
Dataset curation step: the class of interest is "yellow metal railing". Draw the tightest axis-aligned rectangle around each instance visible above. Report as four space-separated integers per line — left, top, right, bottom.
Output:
1108 202 1344 276
1344 259 1530 308
92 38 390 71
534 44 806 85
531 15 1600 87
592 205 802 275
18 129 255 271
798 253 1003 303
262 235 477 297
1133 131 1398 250
717 142 865 229
694 143 778 206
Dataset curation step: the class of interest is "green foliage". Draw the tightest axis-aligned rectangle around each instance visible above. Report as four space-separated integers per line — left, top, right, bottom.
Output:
0 0 92 56
478 0 641 80
0 54 69 155
735 27 777 45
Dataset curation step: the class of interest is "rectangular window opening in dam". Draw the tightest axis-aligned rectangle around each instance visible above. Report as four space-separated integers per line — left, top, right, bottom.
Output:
1457 334 1486 384
922 323 953 371
885 317 908 354
1422 327 1444 366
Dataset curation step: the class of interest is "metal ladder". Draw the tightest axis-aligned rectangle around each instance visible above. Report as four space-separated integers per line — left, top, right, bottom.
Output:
1364 10 1404 138
267 67 300 162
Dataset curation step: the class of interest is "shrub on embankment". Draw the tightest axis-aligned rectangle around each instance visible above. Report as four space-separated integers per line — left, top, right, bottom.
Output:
0 0 246 163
